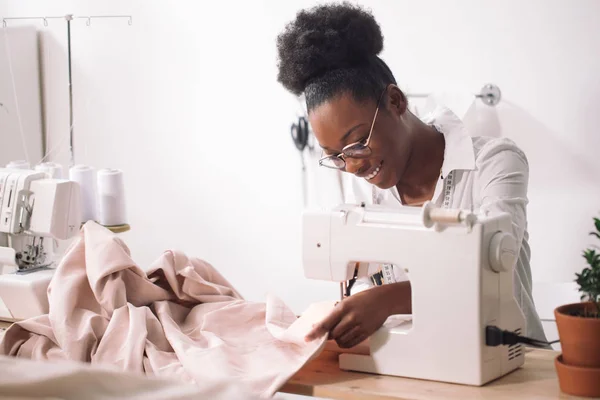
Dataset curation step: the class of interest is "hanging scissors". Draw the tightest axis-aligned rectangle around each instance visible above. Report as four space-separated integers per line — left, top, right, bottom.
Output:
290 116 310 152
291 116 311 207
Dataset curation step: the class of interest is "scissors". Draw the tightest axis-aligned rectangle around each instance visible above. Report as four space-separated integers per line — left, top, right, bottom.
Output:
291 116 312 207
290 116 310 153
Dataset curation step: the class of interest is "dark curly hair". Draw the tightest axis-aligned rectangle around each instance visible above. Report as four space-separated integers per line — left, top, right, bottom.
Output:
276 2 397 112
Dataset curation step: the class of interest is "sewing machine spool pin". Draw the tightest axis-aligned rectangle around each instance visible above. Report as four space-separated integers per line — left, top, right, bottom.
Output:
421 201 477 231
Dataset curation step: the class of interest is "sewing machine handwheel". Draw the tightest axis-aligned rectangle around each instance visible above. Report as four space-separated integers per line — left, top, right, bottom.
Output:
489 231 517 272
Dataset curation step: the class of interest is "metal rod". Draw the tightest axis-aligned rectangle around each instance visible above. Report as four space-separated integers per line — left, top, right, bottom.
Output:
340 281 348 301
75 15 132 19
3 16 64 27
406 83 502 106
408 93 488 99
66 15 74 167
3 15 131 23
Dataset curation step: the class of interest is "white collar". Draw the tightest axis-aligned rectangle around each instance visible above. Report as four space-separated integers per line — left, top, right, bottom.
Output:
420 105 476 178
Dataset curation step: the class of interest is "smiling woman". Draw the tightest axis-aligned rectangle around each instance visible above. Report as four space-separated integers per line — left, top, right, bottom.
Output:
276 2 444 206
275 2 548 348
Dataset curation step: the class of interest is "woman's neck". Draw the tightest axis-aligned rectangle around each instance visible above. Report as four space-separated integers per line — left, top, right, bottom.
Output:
396 115 445 205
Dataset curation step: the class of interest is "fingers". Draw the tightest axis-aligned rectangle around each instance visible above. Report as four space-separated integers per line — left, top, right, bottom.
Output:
304 302 344 342
335 325 362 348
341 332 368 349
329 312 356 340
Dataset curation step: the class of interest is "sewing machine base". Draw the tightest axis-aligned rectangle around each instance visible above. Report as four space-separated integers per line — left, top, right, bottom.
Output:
337 322 525 386
0 268 54 322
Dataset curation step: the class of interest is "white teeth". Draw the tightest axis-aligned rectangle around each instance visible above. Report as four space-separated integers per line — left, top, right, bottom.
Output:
366 164 381 181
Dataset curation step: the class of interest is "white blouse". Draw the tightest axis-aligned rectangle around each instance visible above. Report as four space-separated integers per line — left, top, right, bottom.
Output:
344 105 547 342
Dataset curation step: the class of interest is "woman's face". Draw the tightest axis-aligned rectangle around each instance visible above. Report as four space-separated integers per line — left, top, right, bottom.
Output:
308 87 413 190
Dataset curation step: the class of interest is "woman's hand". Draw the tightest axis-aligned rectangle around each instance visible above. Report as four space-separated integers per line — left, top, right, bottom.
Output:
305 282 411 348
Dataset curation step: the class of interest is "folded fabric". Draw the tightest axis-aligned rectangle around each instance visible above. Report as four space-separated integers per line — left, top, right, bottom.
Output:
0 222 329 398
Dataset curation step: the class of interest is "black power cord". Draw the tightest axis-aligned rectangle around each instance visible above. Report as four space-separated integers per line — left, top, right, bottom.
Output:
486 326 560 348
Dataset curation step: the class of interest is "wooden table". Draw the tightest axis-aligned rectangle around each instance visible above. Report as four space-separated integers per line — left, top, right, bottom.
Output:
0 321 575 399
281 349 580 400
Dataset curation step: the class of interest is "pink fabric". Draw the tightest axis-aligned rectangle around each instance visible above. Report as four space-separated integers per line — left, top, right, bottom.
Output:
0 222 328 398
0 354 264 400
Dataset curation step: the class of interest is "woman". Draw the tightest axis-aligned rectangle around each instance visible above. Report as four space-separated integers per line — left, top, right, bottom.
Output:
276 2 546 348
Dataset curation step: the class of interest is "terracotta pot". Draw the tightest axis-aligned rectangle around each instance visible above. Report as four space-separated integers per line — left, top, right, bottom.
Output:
555 355 600 398
554 302 600 368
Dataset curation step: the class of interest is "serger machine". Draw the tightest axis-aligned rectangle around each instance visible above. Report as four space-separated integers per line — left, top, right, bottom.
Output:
0 168 81 322
302 202 526 386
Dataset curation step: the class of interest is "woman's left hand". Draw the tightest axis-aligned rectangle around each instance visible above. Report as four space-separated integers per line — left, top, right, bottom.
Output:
304 286 391 348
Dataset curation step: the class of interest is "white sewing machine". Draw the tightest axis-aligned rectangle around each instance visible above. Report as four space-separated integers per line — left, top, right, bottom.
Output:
302 202 526 386
0 168 81 322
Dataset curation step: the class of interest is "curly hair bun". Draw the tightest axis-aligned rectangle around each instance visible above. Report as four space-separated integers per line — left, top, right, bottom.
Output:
276 2 384 96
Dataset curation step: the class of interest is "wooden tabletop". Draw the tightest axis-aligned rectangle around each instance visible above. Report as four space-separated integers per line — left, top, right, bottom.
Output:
281 349 581 400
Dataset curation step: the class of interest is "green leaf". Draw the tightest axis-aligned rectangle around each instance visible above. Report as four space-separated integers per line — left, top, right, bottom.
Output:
576 217 600 313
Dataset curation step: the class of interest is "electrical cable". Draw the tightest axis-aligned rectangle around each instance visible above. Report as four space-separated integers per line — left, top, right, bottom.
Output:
485 325 560 348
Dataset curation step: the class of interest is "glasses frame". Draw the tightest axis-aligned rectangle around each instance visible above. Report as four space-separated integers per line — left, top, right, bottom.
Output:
318 85 388 170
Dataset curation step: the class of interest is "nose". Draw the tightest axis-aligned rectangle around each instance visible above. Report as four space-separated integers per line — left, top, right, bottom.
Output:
344 157 368 175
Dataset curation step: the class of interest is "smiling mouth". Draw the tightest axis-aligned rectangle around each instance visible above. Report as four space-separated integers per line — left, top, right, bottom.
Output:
364 161 383 181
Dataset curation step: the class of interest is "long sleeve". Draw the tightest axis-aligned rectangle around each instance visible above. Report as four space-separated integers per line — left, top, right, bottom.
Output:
475 138 547 342
476 139 529 247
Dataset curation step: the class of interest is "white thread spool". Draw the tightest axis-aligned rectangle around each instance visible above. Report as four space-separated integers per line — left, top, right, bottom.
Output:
97 168 127 226
35 162 63 179
69 165 97 223
6 160 30 170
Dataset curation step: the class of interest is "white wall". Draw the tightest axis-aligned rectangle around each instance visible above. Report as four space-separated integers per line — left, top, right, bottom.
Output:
1 0 599 332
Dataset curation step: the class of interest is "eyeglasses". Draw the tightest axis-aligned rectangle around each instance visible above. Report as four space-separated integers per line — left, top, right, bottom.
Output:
318 86 388 170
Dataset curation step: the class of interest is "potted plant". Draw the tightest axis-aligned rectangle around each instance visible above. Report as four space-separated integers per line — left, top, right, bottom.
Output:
554 216 600 398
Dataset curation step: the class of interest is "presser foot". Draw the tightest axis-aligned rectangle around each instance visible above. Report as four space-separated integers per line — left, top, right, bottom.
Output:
15 264 53 275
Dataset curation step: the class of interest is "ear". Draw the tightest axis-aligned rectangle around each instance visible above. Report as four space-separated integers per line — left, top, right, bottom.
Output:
387 85 408 117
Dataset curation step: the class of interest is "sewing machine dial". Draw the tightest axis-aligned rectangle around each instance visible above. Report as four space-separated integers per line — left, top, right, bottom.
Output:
489 231 517 273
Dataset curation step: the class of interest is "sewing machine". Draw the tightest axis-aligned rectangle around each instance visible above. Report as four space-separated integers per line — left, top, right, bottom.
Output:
0 168 81 322
302 201 526 386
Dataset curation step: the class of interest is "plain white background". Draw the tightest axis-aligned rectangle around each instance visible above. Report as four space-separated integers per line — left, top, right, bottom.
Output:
1 0 599 348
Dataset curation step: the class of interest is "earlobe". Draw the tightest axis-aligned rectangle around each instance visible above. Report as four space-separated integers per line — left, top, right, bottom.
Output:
388 85 408 116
